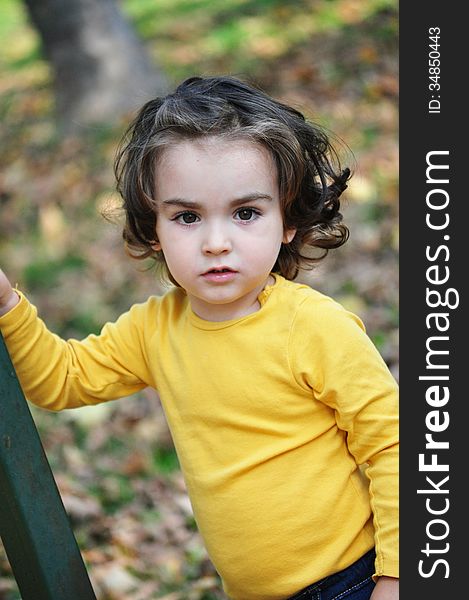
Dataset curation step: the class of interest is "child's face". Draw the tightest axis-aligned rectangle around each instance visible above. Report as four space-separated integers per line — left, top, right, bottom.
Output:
153 137 295 321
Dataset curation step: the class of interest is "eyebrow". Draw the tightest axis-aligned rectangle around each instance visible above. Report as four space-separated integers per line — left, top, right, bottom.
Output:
161 192 274 209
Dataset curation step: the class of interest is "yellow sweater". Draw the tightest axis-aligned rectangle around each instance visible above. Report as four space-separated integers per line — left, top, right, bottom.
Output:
0 274 398 600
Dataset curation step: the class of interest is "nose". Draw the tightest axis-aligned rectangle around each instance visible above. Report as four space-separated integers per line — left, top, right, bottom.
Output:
202 223 232 255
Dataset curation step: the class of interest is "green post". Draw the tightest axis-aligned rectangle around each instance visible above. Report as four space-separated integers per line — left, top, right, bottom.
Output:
0 331 97 600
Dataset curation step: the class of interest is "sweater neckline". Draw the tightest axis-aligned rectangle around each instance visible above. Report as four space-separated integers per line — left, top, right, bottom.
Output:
187 273 284 330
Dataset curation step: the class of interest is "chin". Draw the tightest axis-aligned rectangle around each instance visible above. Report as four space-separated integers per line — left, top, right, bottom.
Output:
205 295 240 305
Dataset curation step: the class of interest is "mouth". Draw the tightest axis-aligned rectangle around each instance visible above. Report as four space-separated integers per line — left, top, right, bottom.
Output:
202 266 237 275
201 267 238 282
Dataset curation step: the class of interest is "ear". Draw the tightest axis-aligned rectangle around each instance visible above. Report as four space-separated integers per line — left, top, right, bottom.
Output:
282 228 296 244
150 240 162 252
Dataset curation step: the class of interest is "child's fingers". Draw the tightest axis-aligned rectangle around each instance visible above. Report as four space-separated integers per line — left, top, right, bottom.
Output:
0 268 12 292
0 269 19 316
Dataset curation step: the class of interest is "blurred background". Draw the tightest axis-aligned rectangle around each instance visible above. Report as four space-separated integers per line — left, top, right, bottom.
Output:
0 0 398 598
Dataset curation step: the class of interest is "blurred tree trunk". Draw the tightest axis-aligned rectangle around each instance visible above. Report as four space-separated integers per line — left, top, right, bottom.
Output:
23 0 168 133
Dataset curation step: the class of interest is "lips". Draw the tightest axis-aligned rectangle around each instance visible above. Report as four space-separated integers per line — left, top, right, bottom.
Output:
201 266 238 282
202 266 237 275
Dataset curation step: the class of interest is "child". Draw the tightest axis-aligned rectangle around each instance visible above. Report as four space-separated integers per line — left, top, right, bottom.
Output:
0 75 398 600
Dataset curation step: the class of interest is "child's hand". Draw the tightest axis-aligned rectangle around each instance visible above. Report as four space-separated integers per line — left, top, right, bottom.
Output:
370 576 399 599
0 269 19 317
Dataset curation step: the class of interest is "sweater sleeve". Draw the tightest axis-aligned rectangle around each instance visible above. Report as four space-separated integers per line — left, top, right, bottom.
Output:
288 295 399 579
0 291 155 411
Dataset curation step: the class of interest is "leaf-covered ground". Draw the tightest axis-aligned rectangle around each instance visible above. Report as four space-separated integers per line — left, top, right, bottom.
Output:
0 1 398 598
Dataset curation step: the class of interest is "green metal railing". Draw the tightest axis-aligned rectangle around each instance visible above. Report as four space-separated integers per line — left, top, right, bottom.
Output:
0 331 97 599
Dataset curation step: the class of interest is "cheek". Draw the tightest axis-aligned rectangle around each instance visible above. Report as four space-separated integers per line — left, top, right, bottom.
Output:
244 232 283 263
160 237 193 272
156 222 182 251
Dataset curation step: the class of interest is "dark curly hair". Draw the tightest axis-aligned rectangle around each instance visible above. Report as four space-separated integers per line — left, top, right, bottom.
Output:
114 75 351 283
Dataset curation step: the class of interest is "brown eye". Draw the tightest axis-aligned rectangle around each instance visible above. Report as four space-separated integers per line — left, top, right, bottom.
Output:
179 212 198 224
237 208 254 221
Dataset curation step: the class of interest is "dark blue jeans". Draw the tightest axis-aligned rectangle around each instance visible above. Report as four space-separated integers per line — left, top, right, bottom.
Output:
287 549 376 600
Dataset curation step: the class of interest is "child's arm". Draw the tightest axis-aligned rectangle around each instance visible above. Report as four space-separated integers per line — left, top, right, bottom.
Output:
371 576 399 599
0 269 153 410
290 296 399 581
